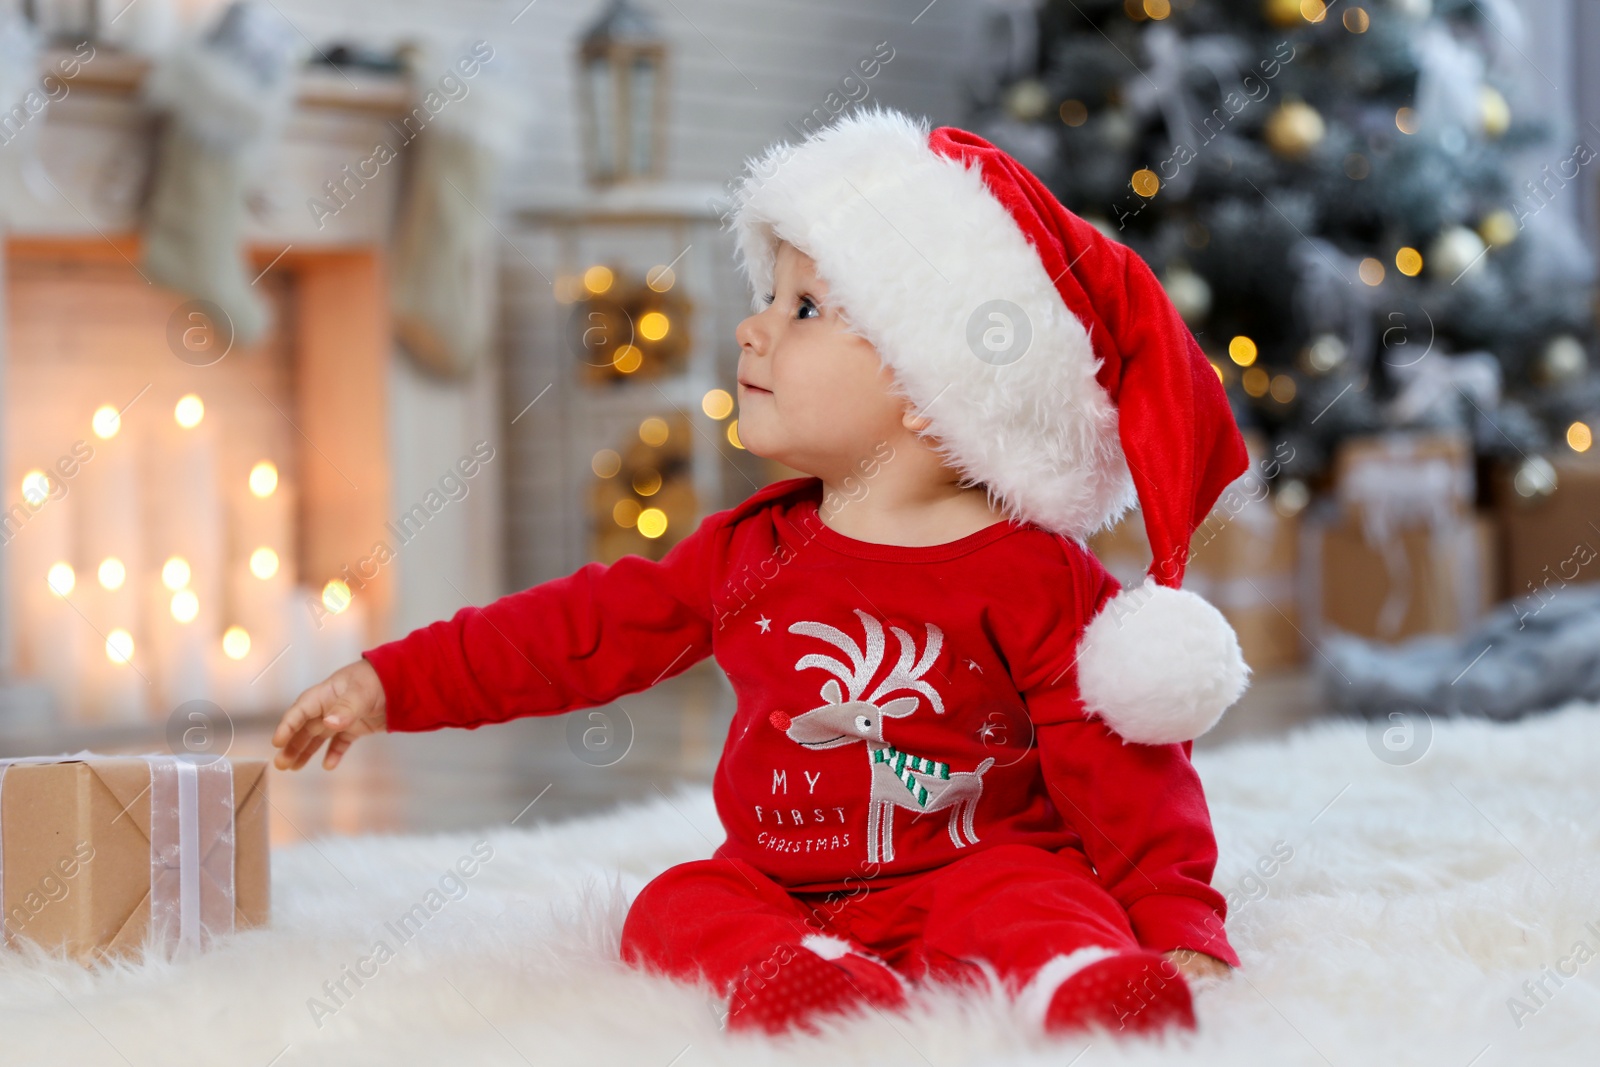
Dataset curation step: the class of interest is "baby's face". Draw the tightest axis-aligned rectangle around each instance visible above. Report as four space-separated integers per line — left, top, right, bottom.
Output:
734 241 910 477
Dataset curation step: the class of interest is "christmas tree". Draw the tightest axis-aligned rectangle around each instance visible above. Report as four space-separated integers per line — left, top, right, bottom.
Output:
965 0 1597 504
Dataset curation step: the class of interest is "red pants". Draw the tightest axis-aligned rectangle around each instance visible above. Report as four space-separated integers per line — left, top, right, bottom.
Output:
620 843 1149 1021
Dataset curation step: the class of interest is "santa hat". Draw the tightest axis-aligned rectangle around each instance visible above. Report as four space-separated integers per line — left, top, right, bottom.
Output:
727 106 1251 745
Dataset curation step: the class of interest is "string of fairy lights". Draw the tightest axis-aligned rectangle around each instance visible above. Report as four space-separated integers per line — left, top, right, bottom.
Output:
19 394 353 674
1018 0 1598 510
558 259 746 553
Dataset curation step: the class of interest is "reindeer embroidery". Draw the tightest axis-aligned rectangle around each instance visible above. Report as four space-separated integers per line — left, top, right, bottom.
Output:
768 608 995 864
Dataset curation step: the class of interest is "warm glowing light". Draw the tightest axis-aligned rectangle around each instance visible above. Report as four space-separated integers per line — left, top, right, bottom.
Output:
1395 107 1419 134
1300 0 1327 22
1142 0 1170 18
583 265 614 294
1569 421 1593 453
174 394 205 428
249 547 280 579
162 556 192 591
1479 210 1519 248
1343 6 1369 31
1395 247 1423 276
1270 374 1298 403
613 498 642 528
46 563 74 597
1210 360 1225 384
21 470 50 507
646 265 676 292
639 417 670 446
637 508 669 539
222 626 251 660
592 449 622 478
92 405 122 439
98 557 126 591
612 344 643 373
1359 257 1386 285
322 580 352 614
1242 367 1271 397
1130 168 1160 198
632 468 662 496
249 461 279 498
1228 336 1258 367
728 419 744 449
105 629 134 665
701 389 734 419
170 589 199 623
639 311 671 341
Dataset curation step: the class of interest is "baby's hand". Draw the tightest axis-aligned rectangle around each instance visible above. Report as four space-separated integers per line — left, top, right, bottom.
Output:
1163 948 1232 983
272 659 388 771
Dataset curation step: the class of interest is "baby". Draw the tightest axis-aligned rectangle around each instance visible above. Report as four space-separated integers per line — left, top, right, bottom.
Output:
273 107 1250 1037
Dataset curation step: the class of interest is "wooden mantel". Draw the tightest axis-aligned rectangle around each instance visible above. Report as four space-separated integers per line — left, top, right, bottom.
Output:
3 46 413 248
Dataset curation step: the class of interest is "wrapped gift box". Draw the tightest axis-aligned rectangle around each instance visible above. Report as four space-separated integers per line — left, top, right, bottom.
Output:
1331 430 1475 527
1300 506 1496 642
1490 453 1600 604
0 753 269 964
1304 431 1494 642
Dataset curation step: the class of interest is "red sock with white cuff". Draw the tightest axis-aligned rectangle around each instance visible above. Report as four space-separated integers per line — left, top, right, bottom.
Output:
724 939 908 1034
1041 948 1196 1035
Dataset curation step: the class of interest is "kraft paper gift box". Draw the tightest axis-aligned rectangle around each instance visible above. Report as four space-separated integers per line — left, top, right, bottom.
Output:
0 753 269 965
1303 430 1495 642
1300 506 1496 642
1490 453 1600 603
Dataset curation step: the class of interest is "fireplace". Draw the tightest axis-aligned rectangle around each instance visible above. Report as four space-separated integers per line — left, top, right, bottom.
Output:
0 51 430 730
3 238 393 724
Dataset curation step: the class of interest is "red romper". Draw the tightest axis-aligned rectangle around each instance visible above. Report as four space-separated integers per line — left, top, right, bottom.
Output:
363 476 1241 1024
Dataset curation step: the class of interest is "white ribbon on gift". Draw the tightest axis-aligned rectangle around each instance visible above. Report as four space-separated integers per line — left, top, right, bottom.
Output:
0 751 235 957
1333 436 1481 639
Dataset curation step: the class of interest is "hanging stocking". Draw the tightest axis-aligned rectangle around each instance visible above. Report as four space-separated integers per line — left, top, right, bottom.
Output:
390 42 521 379
141 2 297 347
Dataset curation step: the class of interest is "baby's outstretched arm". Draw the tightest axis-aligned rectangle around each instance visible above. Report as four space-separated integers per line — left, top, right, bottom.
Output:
271 504 730 768
272 659 388 772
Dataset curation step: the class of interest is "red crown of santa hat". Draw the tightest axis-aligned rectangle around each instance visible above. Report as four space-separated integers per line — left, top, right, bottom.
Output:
728 106 1252 745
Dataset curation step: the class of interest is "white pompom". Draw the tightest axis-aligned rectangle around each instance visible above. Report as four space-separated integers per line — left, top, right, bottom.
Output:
1075 583 1250 745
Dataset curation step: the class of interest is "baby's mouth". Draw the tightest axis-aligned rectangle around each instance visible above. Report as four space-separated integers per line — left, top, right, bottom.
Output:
738 380 772 396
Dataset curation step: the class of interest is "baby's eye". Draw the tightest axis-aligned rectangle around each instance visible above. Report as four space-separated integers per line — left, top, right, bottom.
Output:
796 296 819 321
762 291 774 305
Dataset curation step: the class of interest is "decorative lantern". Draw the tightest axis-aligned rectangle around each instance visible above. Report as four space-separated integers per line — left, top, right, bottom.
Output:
576 0 669 187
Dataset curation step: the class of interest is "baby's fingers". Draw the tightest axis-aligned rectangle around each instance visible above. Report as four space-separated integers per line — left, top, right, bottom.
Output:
273 682 334 749
323 733 356 770
278 723 331 771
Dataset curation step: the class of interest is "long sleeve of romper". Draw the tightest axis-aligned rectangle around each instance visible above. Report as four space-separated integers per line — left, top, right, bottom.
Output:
1019 546 1241 969
363 508 728 733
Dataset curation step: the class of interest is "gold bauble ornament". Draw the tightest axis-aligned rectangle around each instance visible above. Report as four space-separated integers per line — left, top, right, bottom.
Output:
1264 0 1305 27
1477 209 1519 248
1480 85 1510 138
1537 335 1588 385
1162 266 1212 323
1303 333 1349 375
1265 100 1326 160
1005 79 1051 122
1426 225 1487 280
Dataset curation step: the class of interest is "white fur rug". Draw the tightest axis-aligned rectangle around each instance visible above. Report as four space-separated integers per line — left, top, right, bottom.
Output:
4 702 1599 1066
